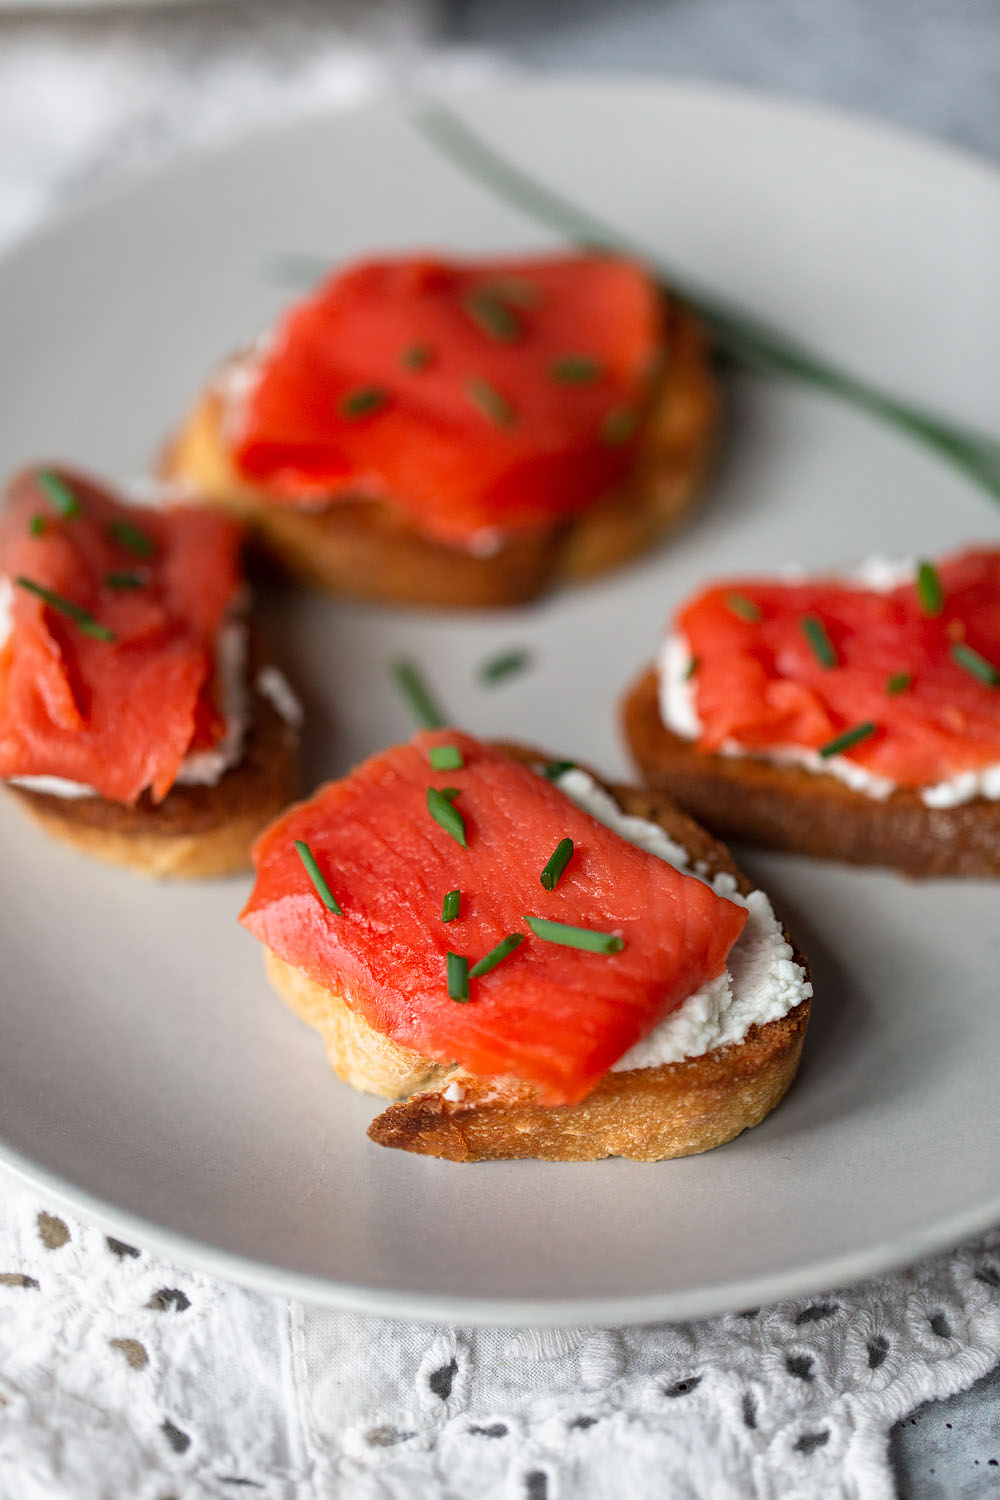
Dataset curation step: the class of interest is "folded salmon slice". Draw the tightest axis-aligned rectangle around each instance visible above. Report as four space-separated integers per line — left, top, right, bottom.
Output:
241 732 747 1105
231 253 663 547
676 549 1000 789
0 468 243 804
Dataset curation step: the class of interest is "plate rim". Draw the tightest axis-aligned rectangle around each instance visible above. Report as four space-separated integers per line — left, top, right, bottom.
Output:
3 73 1000 1326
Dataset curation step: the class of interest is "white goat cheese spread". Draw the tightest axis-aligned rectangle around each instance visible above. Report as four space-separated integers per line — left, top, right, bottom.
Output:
552 768 811 1070
658 554 1000 809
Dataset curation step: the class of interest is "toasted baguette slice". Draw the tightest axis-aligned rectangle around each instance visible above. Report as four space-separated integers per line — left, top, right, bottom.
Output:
161 302 718 609
6 671 299 879
263 763 810 1161
622 665 1000 878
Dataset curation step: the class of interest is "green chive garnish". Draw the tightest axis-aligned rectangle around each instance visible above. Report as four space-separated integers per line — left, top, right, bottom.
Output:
485 274 540 307
916 560 945 616
429 744 464 771
600 407 637 446
950 642 1000 687
465 377 517 428
391 659 447 729
15 576 115 642
339 386 387 419
551 355 602 384
464 287 521 342
469 934 524 979
818 721 878 758
684 655 700 681
108 519 156 559
293 839 342 913
37 469 80 518
524 914 625 954
28 515 46 537
542 760 576 780
401 342 432 371
478 647 530 684
886 672 913 695
447 951 470 1002
427 786 468 847
540 838 574 891
105 570 146 590
726 593 761 623
441 889 461 922
801 614 838 669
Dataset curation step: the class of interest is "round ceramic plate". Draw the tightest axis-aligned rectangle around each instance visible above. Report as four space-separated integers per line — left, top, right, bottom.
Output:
1 79 999 1325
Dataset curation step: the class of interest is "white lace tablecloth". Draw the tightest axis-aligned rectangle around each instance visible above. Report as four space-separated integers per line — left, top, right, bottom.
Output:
1 5 999 1496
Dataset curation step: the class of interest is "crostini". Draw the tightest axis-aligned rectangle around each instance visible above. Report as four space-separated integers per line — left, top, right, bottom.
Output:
163 252 718 608
623 549 1000 876
0 466 300 877
240 731 811 1161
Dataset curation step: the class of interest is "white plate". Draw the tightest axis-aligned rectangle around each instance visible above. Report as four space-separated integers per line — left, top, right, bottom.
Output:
1 79 999 1325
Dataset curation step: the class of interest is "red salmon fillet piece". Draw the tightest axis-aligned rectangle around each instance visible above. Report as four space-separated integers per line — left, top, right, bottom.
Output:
0 468 243 804
678 549 1000 788
232 253 662 546
241 732 748 1105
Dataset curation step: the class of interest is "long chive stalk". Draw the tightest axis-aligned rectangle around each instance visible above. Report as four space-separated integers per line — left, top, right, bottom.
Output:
408 101 1000 505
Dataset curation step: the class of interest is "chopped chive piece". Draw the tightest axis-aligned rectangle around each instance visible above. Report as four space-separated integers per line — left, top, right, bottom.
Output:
15 576 116 642
600 406 637 445
294 840 342 913
550 355 602 384
464 286 521 342
800 614 838 669
469 933 524 979
108 519 156 559
916 560 945 616
429 743 464 771
391 658 447 729
465 376 517 428
439 786 460 801
726 592 761 622
886 671 913 695
486 274 540 306
441 889 461 922
37 469 81 518
446 951 470 1002
427 786 468 847
818 721 878 758
684 655 700 681
28 514 46 537
401 342 432 370
950 642 1000 687
542 760 576 780
478 647 530 684
540 837 574 891
339 385 387 419
105 570 146 590
523 914 625 954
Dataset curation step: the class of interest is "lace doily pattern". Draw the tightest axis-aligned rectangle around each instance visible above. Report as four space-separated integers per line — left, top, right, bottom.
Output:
2 1169 1000 1500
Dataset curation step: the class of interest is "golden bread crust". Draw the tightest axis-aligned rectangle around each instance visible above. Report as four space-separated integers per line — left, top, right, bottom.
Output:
261 752 811 1161
6 678 299 879
161 301 718 608
622 664 1000 877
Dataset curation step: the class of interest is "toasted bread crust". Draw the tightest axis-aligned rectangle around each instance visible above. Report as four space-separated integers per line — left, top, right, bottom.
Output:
622 664 1000 877
6 677 299 879
161 302 718 608
262 753 811 1161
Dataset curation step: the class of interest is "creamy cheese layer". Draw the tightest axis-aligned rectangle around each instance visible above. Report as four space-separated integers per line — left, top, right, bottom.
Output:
659 552 1000 813
553 768 811 1070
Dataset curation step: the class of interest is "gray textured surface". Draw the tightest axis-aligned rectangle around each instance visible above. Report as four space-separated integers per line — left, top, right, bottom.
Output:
449 3 1000 1494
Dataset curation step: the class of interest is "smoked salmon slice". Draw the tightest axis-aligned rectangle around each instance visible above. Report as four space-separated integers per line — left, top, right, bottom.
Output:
675 549 1000 789
0 468 243 804
231 253 663 547
241 732 748 1105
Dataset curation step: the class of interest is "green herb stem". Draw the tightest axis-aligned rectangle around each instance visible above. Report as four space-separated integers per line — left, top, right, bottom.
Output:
37 470 81 518
28 515 46 537
339 385 387 419
885 672 913 695
916 560 945 616
294 839 343 913
551 355 602 384
478 647 531 684
523 914 625 954
401 342 432 370
429 743 464 770
818 721 878 758
447 951 470 1001
105 570 146 590
392 659 448 729
469 933 524 978
464 286 521 342
108 520 157 559
427 786 468 847
540 837 574 891
15 576 116 642
801 614 838 669
410 102 1000 506
466 376 517 428
726 592 761 622
542 760 576 780
950 642 1000 687
684 655 700 681
441 889 462 922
